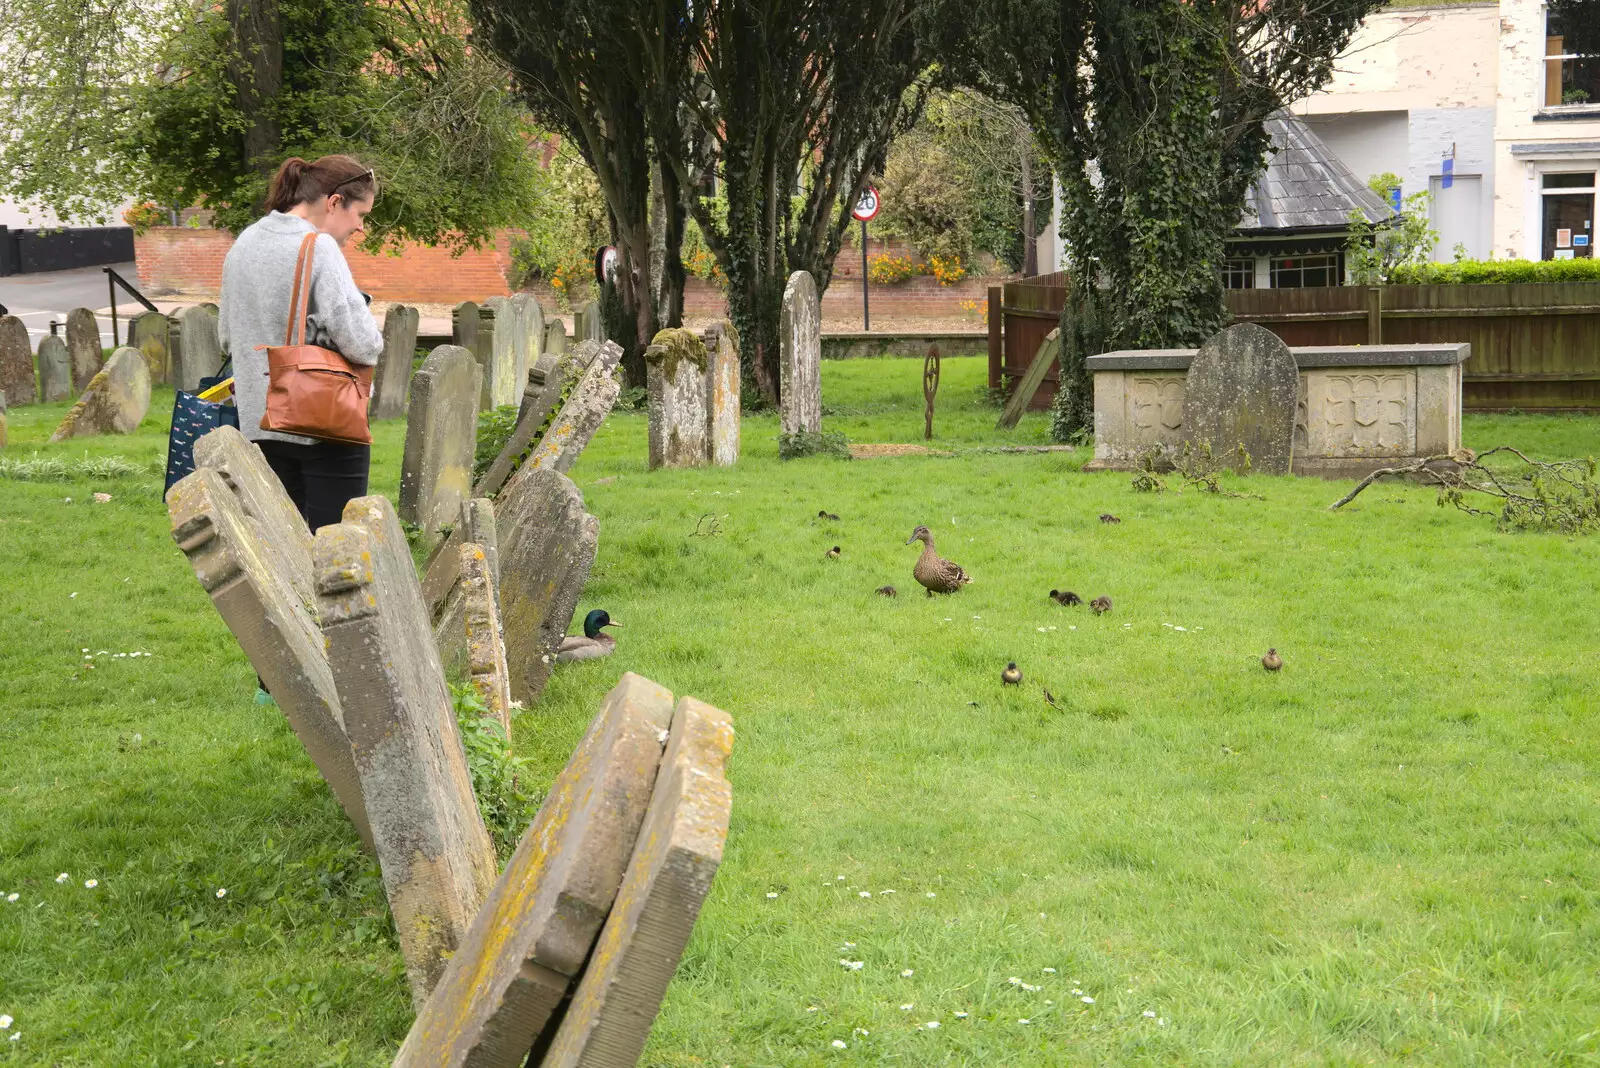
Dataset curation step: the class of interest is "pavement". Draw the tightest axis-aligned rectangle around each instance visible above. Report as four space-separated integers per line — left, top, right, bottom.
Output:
0 262 187 350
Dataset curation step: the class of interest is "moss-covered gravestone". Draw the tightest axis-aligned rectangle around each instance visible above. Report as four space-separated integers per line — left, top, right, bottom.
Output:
645 328 710 469
1183 323 1298 476
0 315 35 406
49 347 150 441
128 309 170 385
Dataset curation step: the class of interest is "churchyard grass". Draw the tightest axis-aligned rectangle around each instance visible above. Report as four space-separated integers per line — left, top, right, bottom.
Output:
1 356 1597 1064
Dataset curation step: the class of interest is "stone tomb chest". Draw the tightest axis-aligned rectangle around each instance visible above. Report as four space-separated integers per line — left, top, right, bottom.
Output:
1085 343 1469 478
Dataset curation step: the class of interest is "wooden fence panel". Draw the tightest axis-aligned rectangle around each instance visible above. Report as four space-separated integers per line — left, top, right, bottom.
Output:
995 273 1066 411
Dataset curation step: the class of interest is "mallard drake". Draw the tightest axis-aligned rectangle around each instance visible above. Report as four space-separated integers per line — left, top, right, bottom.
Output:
1262 648 1283 672
1090 596 1112 615
1049 589 1082 606
825 545 841 559
1002 662 1022 686
1099 513 1122 524
556 609 620 662
905 525 971 596
876 585 898 597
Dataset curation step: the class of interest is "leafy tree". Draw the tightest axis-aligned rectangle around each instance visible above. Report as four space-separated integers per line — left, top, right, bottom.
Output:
1346 172 1437 285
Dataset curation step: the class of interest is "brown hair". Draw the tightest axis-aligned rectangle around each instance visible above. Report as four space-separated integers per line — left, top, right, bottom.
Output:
265 154 378 212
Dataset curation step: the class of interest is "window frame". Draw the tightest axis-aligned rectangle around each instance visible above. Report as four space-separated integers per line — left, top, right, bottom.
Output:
1268 253 1342 289
1544 17 1600 113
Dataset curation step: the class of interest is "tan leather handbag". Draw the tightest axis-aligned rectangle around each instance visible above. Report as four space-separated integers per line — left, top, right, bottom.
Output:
258 232 374 445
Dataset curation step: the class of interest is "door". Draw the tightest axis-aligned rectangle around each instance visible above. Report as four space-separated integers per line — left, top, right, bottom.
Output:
1429 175 1486 261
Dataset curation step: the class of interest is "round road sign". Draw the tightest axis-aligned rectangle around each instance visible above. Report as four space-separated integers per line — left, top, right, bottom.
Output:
851 186 881 222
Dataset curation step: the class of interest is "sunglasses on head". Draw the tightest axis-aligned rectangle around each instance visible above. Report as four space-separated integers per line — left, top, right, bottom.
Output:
333 168 376 195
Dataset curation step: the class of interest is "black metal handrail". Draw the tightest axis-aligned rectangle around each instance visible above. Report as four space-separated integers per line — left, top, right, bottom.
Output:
104 267 158 346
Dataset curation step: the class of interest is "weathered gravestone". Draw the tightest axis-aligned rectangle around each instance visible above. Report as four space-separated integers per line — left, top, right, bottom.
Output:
473 341 594 500
540 694 734 1068
432 541 513 735
480 299 515 409
705 320 740 466
645 328 709 470
1183 322 1298 476
166 463 371 851
314 495 498 1005
37 335 71 402
513 292 545 367
371 304 421 420
0 315 36 406
49 346 150 441
393 673 678 1068
400 345 482 538
128 309 170 384
452 300 481 359
422 496 500 619
65 308 103 392
482 294 540 409
578 301 603 345
502 340 622 495
779 270 821 436
171 305 222 392
497 468 599 706
194 426 316 599
544 318 568 360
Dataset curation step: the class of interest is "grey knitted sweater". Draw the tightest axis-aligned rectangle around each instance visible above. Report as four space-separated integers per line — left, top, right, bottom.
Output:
218 211 385 445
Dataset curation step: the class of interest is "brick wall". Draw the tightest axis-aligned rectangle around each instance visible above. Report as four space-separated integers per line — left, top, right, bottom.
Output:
135 227 515 303
682 273 995 321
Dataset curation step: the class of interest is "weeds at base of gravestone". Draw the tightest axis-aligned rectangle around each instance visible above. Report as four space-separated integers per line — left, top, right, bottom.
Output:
1131 442 1263 500
473 404 523 482
0 453 153 482
778 429 852 461
1329 447 1600 534
451 685 544 860
617 385 648 411
980 384 1008 410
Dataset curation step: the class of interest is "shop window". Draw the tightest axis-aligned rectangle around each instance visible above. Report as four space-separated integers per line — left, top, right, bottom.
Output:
1223 258 1256 289
1541 171 1595 260
1269 254 1341 288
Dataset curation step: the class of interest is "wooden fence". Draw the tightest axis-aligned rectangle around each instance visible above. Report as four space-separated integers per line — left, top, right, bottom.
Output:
989 279 1600 412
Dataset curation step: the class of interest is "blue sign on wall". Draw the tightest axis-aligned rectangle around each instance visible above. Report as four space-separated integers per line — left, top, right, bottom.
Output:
1388 187 1402 211
1441 157 1454 190
1576 234 1591 247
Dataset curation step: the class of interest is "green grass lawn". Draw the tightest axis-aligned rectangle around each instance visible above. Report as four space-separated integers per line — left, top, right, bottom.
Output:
2 356 1598 1066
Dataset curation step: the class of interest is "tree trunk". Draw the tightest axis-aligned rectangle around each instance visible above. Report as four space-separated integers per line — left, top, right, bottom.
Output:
1020 146 1037 277
655 158 687 329
225 0 283 176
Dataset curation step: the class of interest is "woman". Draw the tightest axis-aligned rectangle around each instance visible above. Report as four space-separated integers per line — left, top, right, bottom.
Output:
218 155 386 532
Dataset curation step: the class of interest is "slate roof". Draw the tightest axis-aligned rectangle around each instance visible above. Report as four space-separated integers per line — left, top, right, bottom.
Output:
1237 113 1396 233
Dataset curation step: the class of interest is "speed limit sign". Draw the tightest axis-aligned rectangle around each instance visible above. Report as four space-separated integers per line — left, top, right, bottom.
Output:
852 186 881 222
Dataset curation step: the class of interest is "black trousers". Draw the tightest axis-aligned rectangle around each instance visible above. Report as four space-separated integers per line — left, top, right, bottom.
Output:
257 439 371 533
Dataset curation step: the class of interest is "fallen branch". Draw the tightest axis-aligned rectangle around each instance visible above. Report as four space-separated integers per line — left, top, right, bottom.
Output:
1328 448 1600 534
1327 456 1450 510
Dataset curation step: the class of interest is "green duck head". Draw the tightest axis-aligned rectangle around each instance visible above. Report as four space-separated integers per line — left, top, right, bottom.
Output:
583 609 620 638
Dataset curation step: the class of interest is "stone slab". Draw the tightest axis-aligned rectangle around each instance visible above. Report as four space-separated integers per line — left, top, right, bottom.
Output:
166 467 371 851
422 497 500 619
481 299 522 409
48 346 150 441
779 270 821 436
400 345 482 537
501 341 621 500
497 467 599 705
0 315 35 406
314 495 498 1005
1183 323 1298 476
539 694 734 1068
1085 342 1473 372
474 356 571 500
544 317 568 360
171 305 222 392
645 329 709 470
128 309 170 385
705 321 740 466
65 308 103 392
38 335 71 402
393 673 676 1068
371 304 420 420
431 542 512 735
194 425 315 605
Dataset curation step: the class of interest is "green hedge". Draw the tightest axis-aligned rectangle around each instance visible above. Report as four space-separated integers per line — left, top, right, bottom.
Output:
1389 257 1600 284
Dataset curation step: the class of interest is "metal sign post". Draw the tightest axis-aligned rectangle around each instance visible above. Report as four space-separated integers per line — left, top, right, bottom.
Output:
851 186 880 332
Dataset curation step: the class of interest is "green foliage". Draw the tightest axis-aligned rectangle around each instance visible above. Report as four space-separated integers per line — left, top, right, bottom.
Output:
1347 176 1437 285
1389 257 1600 284
473 404 523 483
778 428 853 460
450 685 542 860
0 453 152 482
879 137 976 264
508 144 610 305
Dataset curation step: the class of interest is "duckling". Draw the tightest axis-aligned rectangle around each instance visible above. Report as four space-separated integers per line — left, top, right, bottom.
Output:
825 545 842 559
1042 687 1058 707
1002 661 1022 686
905 525 971 596
1099 513 1122 524
1089 595 1112 615
556 609 620 662
1049 589 1082 606
818 510 841 521
1262 648 1283 672
875 585 898 597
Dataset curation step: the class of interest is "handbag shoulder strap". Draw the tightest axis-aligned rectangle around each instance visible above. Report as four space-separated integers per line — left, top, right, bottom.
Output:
284 232 318 346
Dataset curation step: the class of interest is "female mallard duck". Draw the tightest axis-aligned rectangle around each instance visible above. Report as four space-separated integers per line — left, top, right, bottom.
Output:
905 525 971 596
556 609 620 662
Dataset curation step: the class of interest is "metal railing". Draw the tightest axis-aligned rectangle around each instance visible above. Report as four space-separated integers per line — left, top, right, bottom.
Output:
104 266 158 346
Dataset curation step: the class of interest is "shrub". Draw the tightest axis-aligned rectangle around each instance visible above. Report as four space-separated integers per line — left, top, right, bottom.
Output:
867 253 916 285
925 254 968 286
1389 257 1600 285
451 685 542 860
122 202 166 235
778 429 851 460
473 404 522 482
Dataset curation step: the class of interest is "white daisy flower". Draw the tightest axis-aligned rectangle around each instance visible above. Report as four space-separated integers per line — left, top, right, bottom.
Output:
806 1006 820 1013
84 879 98 889
926 892 936 898
878 889 895 895
4 894 16 903
766 892 779 899
924 1020 940 1030
1158 1017 1167 1026
859 891 871 898
840 959 864 971
953 1011 968 1019
1080 995 1095 1004
1142 1010 1156 1018
1042 967 1056 974
831 1039 847 1050
836 875 846 881
1008 976 1022 985
216 888 227 899
899 1003 913 1012
55 873 68 884
0 1015 11 1029
1017 1018 1031 1025
900 969 914 978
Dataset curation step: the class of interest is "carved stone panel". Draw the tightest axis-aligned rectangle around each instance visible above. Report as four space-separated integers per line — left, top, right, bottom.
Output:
1125 373 1186 448
1304 370 1415 458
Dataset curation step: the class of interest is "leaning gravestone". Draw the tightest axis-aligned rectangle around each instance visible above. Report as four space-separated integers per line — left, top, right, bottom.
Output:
194 426 316 601
497 468 599 706
38 335 71 402
171 305 222 392
779 270 821 436
49 347 150 441
65 308 103 391
393 673 678 1068
705 320 740 467
501 340 622 495
645 328 709 469
432 541 514 735
1183 322 1298 476
399 345 482 538
314 495 499 1006
0 316 36 406
128 309 170 384
422 496 499 618
371 304 421 420
540 694 734 1068
167 465 372 852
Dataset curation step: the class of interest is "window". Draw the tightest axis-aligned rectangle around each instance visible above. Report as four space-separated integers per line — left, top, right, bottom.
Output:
1223 258 1256 289
1546 15 1600 109
1540 171 1595 260
1270 253 1341 288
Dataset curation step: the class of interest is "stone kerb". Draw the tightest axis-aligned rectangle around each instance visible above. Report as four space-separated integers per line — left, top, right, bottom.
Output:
38 336 71 402
540 694 734 1067
313 495 498 1005
779 270 821 436
194 426 316 606
645 328 710 470
400 345 482 538
371 304 421 420
393 673 677 1068
65 308 103 391
171 305 222 393
0 315 35 406
49 347 150 441
166 466 371 852
497 468 599 705
128 309 170 385
705 320 740 466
